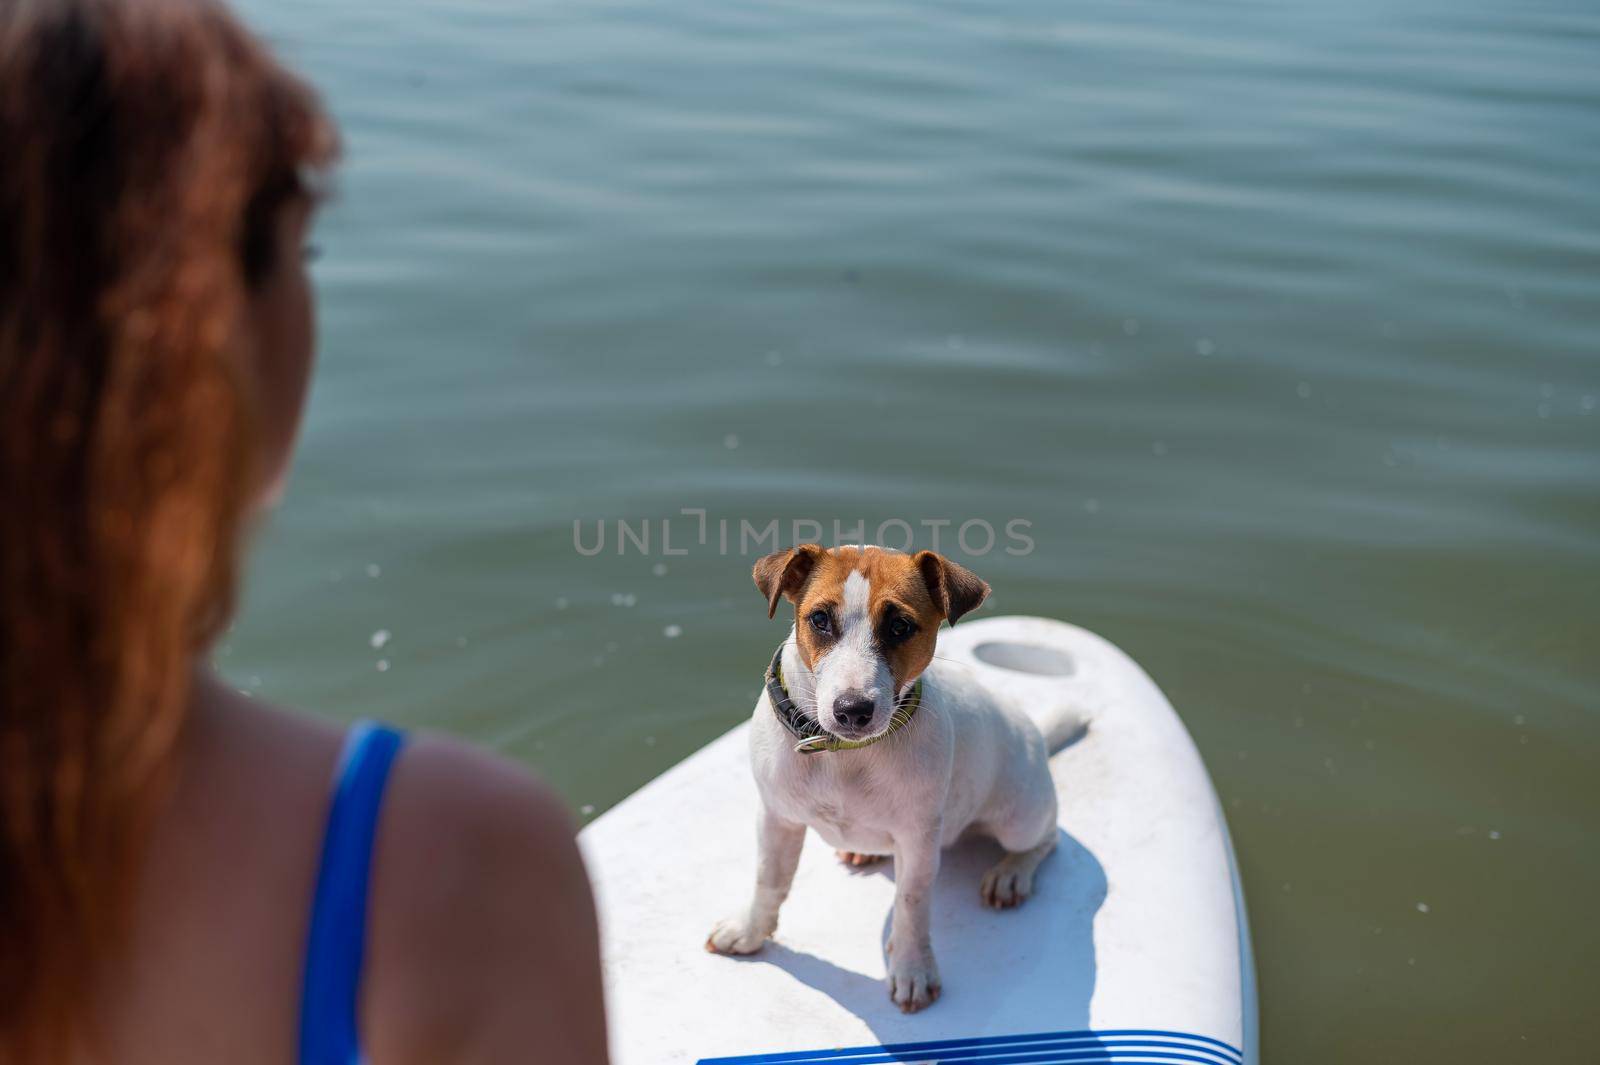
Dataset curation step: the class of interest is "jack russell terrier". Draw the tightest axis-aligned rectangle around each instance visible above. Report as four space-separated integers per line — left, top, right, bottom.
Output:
706 544 1079 1013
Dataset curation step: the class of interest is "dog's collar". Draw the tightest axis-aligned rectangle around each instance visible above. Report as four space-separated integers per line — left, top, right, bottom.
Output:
764 645 923 755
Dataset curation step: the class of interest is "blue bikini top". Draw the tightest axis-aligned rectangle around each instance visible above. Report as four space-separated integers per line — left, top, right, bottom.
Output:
298 721 406 1065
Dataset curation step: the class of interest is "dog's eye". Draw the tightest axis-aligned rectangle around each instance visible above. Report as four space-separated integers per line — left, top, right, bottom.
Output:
886 616 914 641
808 610 833 635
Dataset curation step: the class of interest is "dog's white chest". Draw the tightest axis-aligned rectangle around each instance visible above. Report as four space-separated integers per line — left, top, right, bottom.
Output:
767 759 898 854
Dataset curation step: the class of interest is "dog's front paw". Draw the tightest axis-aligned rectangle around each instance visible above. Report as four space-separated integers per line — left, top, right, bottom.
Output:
886 950 942 1013
980 858 1035 909
705 917 771 956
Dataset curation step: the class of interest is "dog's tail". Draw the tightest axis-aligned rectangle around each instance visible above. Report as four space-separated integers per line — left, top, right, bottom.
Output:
1035 701 1090 754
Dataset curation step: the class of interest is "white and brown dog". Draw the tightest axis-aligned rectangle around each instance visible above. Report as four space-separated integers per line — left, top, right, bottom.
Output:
706 544 1078 1013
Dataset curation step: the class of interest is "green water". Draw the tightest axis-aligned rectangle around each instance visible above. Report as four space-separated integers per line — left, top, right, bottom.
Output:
226 0 1599 1058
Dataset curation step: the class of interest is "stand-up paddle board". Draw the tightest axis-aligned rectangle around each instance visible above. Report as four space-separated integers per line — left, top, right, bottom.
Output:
580 616 1257 1064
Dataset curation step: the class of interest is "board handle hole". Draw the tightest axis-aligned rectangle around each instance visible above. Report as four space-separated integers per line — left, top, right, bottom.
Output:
971 641 1076 676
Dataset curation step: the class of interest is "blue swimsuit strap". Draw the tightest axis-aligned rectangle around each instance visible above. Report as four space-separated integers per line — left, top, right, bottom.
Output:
299 721 407 1065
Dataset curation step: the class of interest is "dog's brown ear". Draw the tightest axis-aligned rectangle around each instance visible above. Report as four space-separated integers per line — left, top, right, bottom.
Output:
915 551 990 626
753 544 824 619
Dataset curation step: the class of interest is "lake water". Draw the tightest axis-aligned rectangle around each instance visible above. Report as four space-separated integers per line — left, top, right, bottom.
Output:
227 0 1599 1059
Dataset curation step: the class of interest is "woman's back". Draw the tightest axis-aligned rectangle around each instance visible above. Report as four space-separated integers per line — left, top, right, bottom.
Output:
99 680 605 1065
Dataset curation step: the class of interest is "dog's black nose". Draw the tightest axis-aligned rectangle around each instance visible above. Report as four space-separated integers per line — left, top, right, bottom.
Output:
832 693 875 730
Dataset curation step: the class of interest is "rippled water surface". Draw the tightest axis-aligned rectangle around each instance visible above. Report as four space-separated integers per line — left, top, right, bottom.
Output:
227 0 1599 1058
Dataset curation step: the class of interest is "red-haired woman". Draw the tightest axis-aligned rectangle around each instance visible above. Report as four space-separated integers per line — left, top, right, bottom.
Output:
0 2 608 1062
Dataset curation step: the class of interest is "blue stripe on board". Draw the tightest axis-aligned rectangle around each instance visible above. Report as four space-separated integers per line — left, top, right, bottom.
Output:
953 1055 1228 1061
701 1039 1240 1065
985 1055 1235 1061
698 1029 1244 1065
700 1042 1222 1061
865 1043 1233 1065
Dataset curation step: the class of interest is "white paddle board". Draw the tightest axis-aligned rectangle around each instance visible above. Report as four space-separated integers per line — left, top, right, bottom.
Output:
581 616 1257 1065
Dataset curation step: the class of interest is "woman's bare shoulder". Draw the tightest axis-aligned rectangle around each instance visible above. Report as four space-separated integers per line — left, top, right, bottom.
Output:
365 733 609 1065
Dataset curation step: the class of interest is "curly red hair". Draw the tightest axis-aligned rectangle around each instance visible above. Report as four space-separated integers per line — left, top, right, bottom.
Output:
0 0 335 1057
